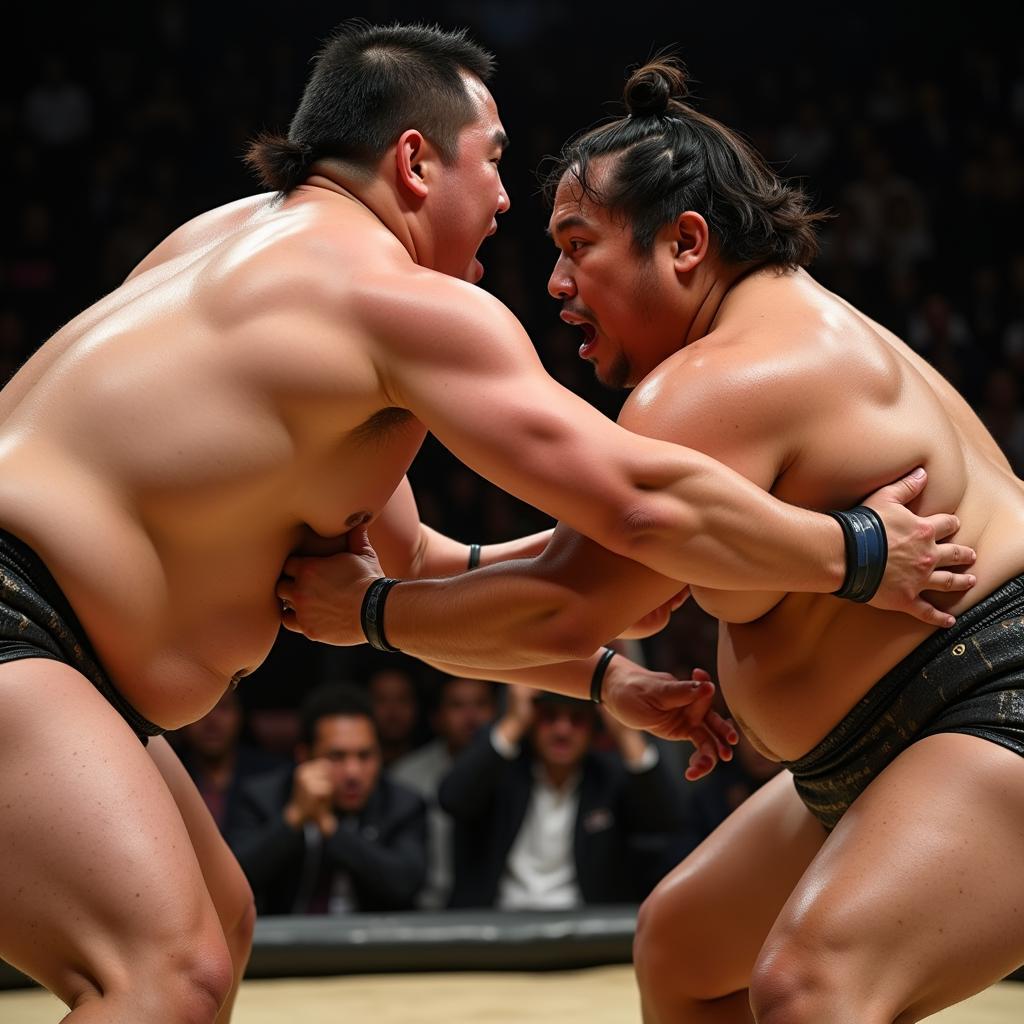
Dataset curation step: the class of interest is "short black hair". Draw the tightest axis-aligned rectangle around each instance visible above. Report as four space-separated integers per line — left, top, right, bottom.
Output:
298 682 377 748
245 20 495 194
544 57 828 269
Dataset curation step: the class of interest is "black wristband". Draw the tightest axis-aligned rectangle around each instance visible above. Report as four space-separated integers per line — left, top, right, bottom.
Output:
467 543 481 570
590 646 615 704
360 577 402 652
827 506 887 603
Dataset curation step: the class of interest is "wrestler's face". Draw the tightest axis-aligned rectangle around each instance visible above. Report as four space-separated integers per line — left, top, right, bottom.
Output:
547 164 685 388
311 714 382 814
429 74 510 283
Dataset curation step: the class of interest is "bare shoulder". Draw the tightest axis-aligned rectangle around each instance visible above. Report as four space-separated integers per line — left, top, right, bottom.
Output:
619 322 831 445
125 193 275 280
351 265 538 368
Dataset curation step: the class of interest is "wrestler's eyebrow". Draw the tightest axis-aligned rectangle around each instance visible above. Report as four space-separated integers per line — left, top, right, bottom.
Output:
493 130 509 152
545 215 590 237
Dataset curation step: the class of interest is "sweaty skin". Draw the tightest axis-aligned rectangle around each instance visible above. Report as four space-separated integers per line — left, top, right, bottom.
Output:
288 175 1012 765
363 262 1022 760
0 75 973 737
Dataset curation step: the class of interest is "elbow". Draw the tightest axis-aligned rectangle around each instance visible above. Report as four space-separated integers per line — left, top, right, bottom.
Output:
607 492 701 570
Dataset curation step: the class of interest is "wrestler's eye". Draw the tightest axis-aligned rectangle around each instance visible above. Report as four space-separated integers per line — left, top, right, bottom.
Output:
569 239 587 253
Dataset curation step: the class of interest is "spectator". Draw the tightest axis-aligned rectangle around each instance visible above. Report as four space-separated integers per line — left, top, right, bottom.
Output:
369 666 420 767
228 683 426 915
440 685 688 909
391 676 498 909
173 688 284 833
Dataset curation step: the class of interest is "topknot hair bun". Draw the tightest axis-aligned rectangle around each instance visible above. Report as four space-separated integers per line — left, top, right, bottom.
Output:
623 58 689 118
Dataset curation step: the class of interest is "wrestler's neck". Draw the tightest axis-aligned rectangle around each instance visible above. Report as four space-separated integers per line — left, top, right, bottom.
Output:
300 162 433 270
682 259 772 347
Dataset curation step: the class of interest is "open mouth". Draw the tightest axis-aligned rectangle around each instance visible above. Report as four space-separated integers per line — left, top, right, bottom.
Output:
577 321 598 358
560 311 599 357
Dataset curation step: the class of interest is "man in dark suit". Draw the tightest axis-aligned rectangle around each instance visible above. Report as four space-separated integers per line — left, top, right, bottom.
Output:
440 685 689 909
227 683 426 915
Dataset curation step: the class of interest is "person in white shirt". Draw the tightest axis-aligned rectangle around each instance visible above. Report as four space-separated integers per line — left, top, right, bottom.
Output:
440 685 688 909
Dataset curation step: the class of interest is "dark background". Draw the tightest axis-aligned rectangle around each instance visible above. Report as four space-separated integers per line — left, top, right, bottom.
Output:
6 1 1023 709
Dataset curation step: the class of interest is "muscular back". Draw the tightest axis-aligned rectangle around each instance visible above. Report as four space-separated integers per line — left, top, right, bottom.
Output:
0 191 427 727
621 268 1024 760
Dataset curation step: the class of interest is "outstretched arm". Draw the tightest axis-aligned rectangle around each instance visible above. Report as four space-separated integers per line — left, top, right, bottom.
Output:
368 476 552 579
358 277 968 617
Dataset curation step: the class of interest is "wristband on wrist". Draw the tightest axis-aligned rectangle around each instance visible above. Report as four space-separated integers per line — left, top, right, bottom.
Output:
467 543 481 570
360 577 402 652
827 506 887 602
590 646 615 704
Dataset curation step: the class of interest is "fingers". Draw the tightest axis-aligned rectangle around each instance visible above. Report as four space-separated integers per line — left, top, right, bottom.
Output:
705 711 738 759
684 731 719 780
877 466 927 505
908 598 956 629
691 667 712 682
345 523 374 556
925 513 963 543
932 540 976 567
658 678 715 708
924 569 977 593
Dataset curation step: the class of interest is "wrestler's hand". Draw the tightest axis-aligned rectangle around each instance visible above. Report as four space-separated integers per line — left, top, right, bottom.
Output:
617 587 690 639
602 661 738 780
278 525 385 644
860 467 977 628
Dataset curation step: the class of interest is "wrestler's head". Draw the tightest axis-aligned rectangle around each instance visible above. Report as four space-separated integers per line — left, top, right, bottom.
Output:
545 57 827 387
298 683 382 814
245 21 508 283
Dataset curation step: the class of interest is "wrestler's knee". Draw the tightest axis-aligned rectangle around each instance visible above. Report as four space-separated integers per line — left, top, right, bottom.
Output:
634 869 720 1003
749 927 863 1024
81 925 235 1024
226 887 257 967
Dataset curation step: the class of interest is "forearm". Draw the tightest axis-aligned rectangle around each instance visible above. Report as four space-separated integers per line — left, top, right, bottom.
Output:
426 650 607 697
618 453 846 591
415 526 553 578
382 561 607 667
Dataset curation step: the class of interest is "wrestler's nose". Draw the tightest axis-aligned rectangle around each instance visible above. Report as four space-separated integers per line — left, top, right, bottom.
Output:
496 174 510 214
548 256 575 300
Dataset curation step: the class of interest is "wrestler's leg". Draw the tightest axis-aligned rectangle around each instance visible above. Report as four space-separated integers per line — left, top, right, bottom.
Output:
0 660 234 1023
634 770 826 1023
750 733 1024 1024
148 736 256 1024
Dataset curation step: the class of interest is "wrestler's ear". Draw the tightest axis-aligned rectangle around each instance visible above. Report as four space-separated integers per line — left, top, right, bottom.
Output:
395 129 435 200
669 211 710 275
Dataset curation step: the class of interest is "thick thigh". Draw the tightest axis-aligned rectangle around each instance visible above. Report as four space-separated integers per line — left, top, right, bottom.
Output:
0 660 224 1003
636 769 826 1001
763 733 1024 1022
148 736 253 932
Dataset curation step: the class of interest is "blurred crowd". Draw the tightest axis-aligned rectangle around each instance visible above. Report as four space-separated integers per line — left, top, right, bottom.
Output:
4 3 1022 912
171 671 780 914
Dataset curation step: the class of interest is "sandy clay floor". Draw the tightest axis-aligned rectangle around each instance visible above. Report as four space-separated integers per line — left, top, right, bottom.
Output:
2 966 1022 1022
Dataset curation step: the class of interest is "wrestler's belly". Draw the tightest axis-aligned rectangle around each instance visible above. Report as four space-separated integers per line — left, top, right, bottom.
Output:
0 456 339 729
718 511 1024 762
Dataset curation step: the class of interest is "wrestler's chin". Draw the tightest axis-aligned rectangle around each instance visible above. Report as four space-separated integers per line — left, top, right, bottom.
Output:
467 257 484 284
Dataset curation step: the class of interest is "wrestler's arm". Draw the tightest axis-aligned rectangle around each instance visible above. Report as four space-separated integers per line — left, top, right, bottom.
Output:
368 476 551 579
311 342 971 666
365 276 959 615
